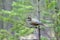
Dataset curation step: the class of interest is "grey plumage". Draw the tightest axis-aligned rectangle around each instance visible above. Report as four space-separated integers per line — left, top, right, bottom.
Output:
26 17 44 26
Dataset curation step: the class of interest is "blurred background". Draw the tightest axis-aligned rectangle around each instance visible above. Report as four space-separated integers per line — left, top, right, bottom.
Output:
0 0 60 40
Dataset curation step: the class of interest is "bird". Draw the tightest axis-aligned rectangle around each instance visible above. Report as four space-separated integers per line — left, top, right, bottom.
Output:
26 16 45 26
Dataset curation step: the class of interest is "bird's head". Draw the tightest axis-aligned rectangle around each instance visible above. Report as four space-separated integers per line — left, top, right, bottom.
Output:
27 16 32 21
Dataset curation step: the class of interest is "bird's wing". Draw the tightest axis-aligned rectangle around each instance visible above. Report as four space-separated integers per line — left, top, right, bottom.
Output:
31 18 41 24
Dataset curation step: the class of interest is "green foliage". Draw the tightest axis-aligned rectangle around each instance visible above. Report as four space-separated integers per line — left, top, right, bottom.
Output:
0 29 10 40
40 37 48 40
0 0 59 40
52 11 60 37
0 0 34 40
0 29 18 40
46 0 56 9
48 1 56 9
45 0 60 38
42 0 60 39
